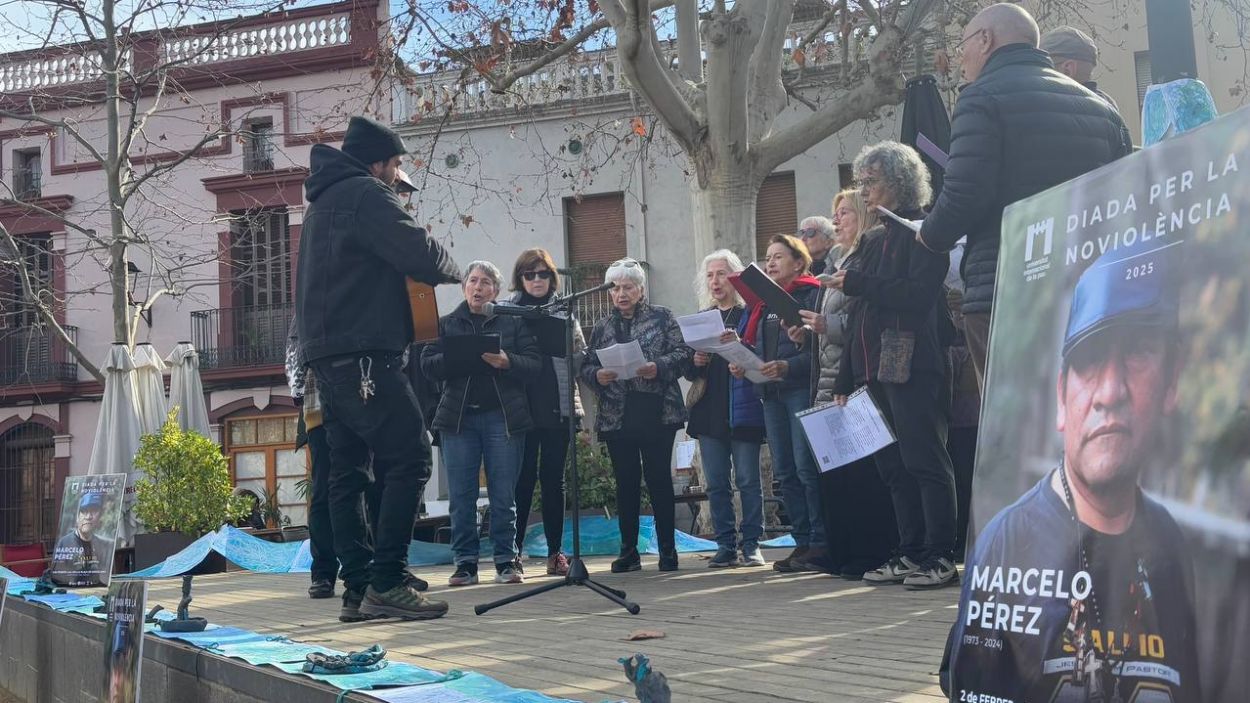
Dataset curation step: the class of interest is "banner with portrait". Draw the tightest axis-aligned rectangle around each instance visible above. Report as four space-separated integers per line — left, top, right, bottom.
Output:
50 473 126 587
947 106 1250 703
105 579 147 703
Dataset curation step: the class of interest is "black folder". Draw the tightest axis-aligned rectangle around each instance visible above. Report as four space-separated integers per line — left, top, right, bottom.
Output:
444 333 501 377
740 263 803 327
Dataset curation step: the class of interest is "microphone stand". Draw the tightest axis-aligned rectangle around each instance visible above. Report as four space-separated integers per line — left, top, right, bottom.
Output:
475 282 639 616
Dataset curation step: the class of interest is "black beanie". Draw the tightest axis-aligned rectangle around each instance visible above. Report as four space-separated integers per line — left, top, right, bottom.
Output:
341 116 407 166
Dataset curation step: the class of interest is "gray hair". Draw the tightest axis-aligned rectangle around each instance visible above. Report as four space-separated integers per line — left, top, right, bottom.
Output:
853 141 933 211
798 216 835 242
694 249 745 310
605 258 646 290
464 260 503 290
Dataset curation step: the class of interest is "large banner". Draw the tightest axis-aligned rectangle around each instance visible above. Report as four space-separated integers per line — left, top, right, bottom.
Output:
948 106 1250 703
50 473 125 587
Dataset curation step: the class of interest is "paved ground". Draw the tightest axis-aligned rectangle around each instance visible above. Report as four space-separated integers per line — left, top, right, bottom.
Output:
147 550 959 702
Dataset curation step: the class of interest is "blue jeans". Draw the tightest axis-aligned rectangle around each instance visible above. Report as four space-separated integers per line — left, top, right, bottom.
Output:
762 388 826 548
442 410 524 565
698 436 764 550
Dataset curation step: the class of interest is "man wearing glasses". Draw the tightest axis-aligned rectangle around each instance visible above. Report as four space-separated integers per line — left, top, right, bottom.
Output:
797 216 837 275
915 3 1131 391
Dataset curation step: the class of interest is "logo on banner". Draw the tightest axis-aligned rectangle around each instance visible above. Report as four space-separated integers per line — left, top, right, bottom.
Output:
1023 217 1054 281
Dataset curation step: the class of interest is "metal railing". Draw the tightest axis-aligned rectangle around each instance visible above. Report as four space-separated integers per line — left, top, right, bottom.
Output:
0 325 79 386
191 302 293 370
13 169 40 200
562 264 615 334
243 137 275 173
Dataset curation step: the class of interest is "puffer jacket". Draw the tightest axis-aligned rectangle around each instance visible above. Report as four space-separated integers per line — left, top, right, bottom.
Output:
919 44 1132 314
740 280 823 405
420 301 542 437
506 292 585 426
296 144 461 363
814 241 873 403
581 302 692 434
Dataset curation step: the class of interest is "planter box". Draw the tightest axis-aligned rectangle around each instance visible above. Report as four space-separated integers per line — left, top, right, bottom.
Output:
133 532 226 574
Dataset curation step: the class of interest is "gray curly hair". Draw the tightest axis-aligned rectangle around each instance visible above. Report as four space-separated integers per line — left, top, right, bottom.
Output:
852 141 933 211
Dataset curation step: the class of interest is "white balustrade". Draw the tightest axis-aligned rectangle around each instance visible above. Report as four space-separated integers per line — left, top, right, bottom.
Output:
161 12 353 66
0 50 130 93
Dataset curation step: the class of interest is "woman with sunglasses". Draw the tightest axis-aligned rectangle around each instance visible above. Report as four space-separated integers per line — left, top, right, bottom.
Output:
582 258 692 573
506 248 584 576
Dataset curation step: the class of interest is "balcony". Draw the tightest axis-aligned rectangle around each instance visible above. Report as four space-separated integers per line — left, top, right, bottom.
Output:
12 169 40 200
243 137 275 173
0 326 78 386
191 303 292 371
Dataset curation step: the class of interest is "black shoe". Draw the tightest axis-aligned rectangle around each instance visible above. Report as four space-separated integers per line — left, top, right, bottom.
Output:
790 546 836 574
339 588 376 623
773 546 809 573
308 579 335 599
658 549 679 572
611 548 642 573
403 570 429 592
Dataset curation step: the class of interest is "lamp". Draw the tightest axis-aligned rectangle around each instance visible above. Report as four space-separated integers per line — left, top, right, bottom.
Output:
126 260 153 327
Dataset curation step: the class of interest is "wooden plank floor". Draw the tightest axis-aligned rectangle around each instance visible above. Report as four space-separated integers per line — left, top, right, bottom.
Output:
148 550 959 702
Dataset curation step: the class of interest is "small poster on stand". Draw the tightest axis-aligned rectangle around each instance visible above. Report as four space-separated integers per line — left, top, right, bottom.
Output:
105 579 147 703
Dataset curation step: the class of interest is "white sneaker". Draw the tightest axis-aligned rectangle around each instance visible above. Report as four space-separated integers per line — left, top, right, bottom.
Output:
863 555 921 584
903 557 959 590
494 563 524 584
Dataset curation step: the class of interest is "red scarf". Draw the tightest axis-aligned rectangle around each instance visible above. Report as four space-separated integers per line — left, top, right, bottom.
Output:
743 275 821 346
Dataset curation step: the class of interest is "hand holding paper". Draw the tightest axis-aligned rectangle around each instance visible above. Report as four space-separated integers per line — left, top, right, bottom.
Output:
597 340 646 379
676 310 771 383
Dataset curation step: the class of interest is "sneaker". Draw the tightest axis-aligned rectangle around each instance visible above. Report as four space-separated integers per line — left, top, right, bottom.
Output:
511 559 525 575
495 561 525 584
740 543 767 567
546 553 570 576
863 555 921 584
708 547 740 569
903 557 959 590
773 546 809 573
448 562 479 587
308 579 335 599
658 549 679 572
611 548 642 573
403 570 429 592
339 588 375 623
790 546 836 574
359 583 449 620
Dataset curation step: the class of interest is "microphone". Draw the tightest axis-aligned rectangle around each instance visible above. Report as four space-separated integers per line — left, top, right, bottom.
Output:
546 280 616 308
483 301 546 319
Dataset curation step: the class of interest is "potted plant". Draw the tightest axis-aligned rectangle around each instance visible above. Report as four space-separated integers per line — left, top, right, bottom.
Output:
132 411 250 573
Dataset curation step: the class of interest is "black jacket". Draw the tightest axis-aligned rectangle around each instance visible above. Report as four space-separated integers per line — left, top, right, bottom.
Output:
420 301 542 437
835 215 951 395
296 144 460 363
919 44 1132 314
742 281 823 404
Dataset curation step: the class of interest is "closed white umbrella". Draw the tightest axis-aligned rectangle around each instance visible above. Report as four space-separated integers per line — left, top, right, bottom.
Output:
88 343 145 545
166 341 211 437
132 342 168 435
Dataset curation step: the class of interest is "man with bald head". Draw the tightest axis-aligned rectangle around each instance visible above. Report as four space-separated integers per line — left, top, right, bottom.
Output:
917 3 1131 391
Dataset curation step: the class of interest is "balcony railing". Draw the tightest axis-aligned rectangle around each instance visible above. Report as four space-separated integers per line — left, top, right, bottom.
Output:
191 303 292 371
0 326 79 386
243 138 275 173
13 169 40 200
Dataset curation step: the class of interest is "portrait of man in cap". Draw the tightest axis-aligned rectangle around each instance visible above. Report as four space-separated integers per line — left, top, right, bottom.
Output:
51 490 116 586
947 239 1201 702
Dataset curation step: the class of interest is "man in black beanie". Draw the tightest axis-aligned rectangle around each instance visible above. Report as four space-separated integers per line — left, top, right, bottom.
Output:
297 115 460 622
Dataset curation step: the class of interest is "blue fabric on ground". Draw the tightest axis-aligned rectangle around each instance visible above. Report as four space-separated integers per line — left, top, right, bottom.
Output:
120 531 219 578
371 671 589 702
521 516 723 557
150 625 266 648
3 576 35 595
21 593 105 612
406 538 492 567
214 640 343 666
273 660 452 690
214 526 307 573
760 534 796 548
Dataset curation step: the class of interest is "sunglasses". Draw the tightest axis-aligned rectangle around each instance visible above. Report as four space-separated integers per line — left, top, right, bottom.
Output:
521 270 554 281
798 227 824 239
610 259 641 269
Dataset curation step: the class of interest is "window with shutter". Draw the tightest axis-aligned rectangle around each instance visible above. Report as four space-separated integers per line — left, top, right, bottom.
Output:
1135 51 1153 113
755 172 798 261
564 193 626 328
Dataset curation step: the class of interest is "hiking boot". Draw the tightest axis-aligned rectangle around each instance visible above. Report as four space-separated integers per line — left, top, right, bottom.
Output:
448 562 479 587
402 570 429 592
611 548 641 573
772 546 809 573
494 561 525 584
658 549 679 572
863 555 921 585
740 543 767 567
308 579 335 599
546 552 570 576
339 588 375 623
708 547 740 569
903 557 959 590
791 546 836 574
359 583 449 620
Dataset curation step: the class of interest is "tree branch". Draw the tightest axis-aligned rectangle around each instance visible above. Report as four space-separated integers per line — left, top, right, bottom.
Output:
122 126 228 205
795 1 848 55
747 0 795 145
0 111 108 167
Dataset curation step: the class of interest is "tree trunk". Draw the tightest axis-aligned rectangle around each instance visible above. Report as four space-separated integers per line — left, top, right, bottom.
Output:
690 170 761 262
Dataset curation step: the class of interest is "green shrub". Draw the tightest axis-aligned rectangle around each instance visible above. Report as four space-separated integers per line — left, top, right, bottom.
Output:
133 411 250 537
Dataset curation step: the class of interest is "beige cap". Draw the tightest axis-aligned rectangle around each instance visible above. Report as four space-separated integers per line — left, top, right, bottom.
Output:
1041 26 1098 65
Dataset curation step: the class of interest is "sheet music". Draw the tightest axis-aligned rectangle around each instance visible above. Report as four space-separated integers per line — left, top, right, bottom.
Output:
598 340 646 379
673 439 697 469
876 205 923 233
676 310 772 384
797 387 896 472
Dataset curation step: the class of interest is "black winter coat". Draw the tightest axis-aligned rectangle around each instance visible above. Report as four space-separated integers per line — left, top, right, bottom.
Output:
420 301 542 437
296 144 460 363
919 44 1132 314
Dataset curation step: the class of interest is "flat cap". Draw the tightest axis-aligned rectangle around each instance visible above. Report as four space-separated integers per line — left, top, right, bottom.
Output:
1041 26 1098 66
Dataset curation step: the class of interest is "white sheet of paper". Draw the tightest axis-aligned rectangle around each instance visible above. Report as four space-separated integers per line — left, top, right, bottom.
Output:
365 684 477 703
797 387 896 472
677 309 727 346
673 439 697 468
598 339 646 379
876 205 922 233
709 341 771 384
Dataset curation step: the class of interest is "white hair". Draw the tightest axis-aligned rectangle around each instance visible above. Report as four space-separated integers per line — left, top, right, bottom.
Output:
464 260 503 290
799 216 836 241
604 258 646 290
694 249 745 310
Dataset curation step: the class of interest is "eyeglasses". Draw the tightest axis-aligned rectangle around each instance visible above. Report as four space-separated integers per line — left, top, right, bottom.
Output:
954 27 986 52
854 175 881 189
521 270 554 281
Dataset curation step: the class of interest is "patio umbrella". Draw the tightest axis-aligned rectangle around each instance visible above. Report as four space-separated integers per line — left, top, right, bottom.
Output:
900 74 951 198
132 342 168 435
166 341 211 437
87 343 145 545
